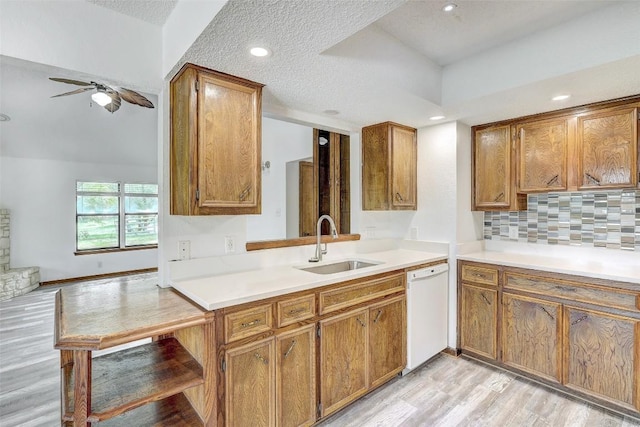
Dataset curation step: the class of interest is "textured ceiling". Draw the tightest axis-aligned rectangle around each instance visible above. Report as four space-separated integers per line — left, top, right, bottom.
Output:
375 0 612 66
85 0 177 25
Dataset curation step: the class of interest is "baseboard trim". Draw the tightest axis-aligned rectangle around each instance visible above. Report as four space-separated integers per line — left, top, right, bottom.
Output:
442 347 461 357
41 268 158 286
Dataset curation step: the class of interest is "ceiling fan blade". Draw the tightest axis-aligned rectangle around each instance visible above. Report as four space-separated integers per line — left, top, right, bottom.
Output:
49 77 93 86
116 87 155 108
103 91 122 113
51 87 95 98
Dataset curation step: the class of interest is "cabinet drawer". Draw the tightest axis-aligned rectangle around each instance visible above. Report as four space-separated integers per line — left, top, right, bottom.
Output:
319 273 404 315
461 264 499 286
224 304 273 343
505 273 639 313
277 294 316 328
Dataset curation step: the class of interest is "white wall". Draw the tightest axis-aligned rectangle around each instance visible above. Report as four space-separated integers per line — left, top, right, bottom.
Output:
0 1 162 93
0 157 157 281
246 118 313 241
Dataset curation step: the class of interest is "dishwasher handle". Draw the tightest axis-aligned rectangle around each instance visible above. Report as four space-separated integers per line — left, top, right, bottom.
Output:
407 263 449 281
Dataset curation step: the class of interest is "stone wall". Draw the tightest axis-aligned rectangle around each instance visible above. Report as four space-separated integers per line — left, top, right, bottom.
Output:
0 209 40 301
1 209 9 273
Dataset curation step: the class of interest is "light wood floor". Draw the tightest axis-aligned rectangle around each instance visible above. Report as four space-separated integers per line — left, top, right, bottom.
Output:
1 274 639 427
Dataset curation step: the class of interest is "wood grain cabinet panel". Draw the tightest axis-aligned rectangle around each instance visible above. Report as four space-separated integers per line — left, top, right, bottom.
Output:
502 293 562 382
461 264 498 287
368 295 407 389
319 308 369 417
460 283 498 359
564 306 639 411
362 122 417 210
578 106 638 189
517 118 568 192
276 294 315 328
225 337 276 427
224 303 273 344
276 325 316 427
170 63 264 215
473 125 518 210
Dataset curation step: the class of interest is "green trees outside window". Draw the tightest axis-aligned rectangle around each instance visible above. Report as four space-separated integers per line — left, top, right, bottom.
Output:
76 181 158 251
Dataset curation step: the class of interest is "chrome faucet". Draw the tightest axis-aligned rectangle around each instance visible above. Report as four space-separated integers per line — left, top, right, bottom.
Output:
309 215 339 262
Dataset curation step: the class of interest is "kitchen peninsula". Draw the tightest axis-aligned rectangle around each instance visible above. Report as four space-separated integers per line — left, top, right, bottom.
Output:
54 241 448 426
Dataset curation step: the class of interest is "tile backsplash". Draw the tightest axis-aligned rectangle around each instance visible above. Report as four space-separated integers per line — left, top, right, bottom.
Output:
484 190 640 251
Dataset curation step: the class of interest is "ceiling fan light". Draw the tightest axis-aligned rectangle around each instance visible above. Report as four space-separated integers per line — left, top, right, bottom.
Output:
91 91 112 106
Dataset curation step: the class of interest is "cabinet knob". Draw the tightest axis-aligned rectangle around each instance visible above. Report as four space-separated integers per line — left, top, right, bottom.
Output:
373 309 383 323
356 317 366 327
481 293 492 305
546 175 559 186
254 352 269 364
540 306 555 321
585 173 600 185
395 192 404 202
241 319 261 328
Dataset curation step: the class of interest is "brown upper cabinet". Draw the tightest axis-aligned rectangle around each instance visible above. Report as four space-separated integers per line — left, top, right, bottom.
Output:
472 95 639 211
577 105 638 190
473 124 519 210
362 122 417 210
516 118 568 193
170 63 264 215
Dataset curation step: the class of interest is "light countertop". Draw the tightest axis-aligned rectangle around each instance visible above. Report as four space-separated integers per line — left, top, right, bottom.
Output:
458 242 639 286
171 248 448 311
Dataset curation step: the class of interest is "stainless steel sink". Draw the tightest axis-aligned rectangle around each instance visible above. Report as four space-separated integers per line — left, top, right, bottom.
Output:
297 259 381 275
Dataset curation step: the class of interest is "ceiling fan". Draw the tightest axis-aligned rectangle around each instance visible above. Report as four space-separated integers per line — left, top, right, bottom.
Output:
49 77 154 113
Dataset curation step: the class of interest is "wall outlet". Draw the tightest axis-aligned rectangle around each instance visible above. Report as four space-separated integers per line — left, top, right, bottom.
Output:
365 227 376 239
509 225 518 240
225 236 235 254
410 227 418 240
179 240 190 260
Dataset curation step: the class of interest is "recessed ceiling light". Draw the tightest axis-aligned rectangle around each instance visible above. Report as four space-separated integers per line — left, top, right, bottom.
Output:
323 109 339 115
430 115 445 121
442 3 457 12
250 47 271 57
552 94 570 101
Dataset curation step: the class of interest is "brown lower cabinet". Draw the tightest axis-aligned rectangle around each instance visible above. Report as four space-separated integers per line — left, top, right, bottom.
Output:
218 268 415 426
564 306 638 411
460 283 497 359
458 260 640 418
502 293 562 382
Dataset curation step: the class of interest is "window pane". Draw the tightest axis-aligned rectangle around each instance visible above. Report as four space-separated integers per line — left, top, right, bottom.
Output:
125 196 158 214
124 183 158 195
77 195 119 214
125 214 158 246
77 215 119 250
77 182 119 193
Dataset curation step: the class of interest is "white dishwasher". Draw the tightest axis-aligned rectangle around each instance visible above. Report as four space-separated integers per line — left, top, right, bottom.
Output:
403 262 449 375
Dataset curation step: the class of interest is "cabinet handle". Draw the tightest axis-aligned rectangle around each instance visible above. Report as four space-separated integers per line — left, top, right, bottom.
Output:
546 175 559 186
481 293 492 305
585 173 600 185
254 352 269 364
239 185 251 201
356 317 366 327
540 306 555 321
283 340 297 359
288 307 306 316
494 192 504 202
554 285 576 293
571 315 588 326
373 310 383 323
396 192 404 202
241 319 261 328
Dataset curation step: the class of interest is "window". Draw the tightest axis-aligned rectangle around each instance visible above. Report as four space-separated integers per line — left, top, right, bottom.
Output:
76 181 158 251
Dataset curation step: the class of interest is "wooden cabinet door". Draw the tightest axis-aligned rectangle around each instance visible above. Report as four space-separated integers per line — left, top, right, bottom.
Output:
319 308 368 417
517 118 568 192
361 123 390 210
564 306 639 411
276 325 316 427
578 106 638 189
368 295 407 388
390 125 417 209
502 293 562 382
460 283 498 359
225 338 276 427
197 72 262 213
473 125 513 210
